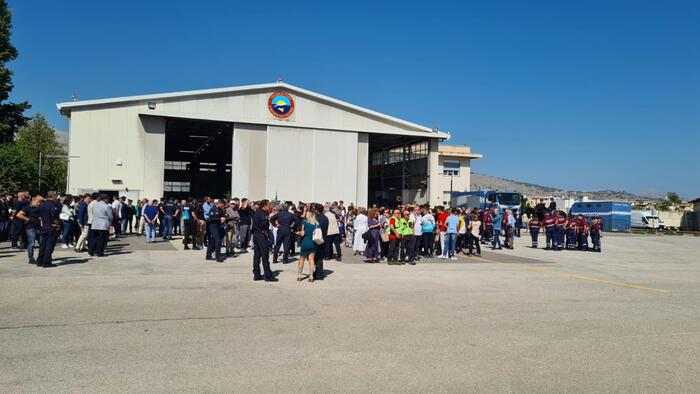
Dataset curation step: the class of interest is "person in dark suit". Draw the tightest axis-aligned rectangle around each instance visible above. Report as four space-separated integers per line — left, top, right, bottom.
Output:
205 200 226 262
36 191 61 267
252 200 278 282
313 203 329 280
270 203 297 264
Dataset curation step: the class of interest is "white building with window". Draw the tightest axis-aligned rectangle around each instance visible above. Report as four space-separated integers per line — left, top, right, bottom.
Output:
57 82 453 206
435 145 483 206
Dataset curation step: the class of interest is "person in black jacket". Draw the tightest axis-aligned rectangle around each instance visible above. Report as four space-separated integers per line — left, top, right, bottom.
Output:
270 203 297 264
205 200 226 262
252 200 277 282
313 203 329 280
238 198 252 253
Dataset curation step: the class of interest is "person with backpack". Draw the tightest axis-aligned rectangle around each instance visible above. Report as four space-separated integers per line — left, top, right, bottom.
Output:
420 207 436 258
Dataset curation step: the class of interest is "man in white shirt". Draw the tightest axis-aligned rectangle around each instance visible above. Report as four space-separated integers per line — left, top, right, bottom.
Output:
412 206 423 261
110 197 122 238
324 203 342 261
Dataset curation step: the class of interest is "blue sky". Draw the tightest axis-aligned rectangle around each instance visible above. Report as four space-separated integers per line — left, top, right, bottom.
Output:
8 0 700 198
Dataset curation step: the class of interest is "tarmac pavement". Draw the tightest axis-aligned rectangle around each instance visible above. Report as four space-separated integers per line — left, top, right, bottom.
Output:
1 233 699 393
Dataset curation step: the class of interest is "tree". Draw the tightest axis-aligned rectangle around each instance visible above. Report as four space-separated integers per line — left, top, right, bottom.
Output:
0 143 33 191
0 0 30 144
655 200 671 211
667 192 682 205
15 113 67 193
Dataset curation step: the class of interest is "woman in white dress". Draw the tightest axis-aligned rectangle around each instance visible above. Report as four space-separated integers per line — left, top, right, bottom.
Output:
352 207 368 255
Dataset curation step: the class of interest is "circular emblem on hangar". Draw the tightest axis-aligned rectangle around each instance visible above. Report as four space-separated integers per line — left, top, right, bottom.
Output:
268 91 295 118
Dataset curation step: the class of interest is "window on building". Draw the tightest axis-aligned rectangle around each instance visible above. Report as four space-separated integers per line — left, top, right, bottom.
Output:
163 181 191 192
443 191 452 203
443 159 460 176
410 141 428 160
164 161 190 170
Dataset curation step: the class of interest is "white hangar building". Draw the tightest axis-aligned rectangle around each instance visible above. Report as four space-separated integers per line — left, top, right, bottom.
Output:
57 82 454 207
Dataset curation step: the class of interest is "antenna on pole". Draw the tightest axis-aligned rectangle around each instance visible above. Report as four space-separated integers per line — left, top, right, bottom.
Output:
276 76 284 83
72 92 78 102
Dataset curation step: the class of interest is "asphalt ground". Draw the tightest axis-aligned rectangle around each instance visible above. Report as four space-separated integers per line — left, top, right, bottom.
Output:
1 233 699 393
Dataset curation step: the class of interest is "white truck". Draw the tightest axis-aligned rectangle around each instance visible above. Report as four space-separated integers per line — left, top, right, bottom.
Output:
631 211 666 229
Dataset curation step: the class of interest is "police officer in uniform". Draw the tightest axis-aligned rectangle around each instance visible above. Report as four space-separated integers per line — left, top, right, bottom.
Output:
528 215 541 248
252 200 278 282
37 191 61 268
271 203 297 264
205 200 226 262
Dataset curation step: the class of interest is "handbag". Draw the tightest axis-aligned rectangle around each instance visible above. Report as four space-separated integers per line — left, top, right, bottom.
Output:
312 225 324 245
380 230 390 243
362 230 370 242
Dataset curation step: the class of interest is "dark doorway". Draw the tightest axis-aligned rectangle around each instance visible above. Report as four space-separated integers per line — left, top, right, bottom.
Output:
164 118 233 200
368 134 429 207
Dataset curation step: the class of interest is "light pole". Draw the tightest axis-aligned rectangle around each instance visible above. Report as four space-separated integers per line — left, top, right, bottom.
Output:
38 152 79 193
449 173 454 207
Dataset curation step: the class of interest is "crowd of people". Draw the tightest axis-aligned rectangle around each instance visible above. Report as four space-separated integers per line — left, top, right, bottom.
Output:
0 191 603 276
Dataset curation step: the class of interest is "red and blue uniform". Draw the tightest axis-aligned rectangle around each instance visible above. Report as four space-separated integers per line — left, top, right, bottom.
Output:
576 217 589 250
566 217 578 249
555 215 567 250
543 214 556 250
528 218 541 248
590 220 602 252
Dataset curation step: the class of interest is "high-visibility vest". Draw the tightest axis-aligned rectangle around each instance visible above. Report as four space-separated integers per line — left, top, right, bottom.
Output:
399 217 414 236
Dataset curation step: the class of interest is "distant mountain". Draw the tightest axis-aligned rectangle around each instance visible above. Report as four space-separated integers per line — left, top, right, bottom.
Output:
471 173 659 201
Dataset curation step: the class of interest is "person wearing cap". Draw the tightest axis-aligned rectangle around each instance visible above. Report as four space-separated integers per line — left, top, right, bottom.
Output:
590 216 602 252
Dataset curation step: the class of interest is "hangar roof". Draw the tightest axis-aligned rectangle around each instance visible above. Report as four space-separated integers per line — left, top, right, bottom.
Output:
57 82 450 138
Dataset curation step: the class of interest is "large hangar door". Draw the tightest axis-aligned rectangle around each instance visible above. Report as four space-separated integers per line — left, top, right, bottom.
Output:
163 118 233 199
368 135 430 207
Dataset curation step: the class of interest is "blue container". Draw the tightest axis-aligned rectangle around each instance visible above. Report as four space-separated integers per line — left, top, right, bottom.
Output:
569 201 631 232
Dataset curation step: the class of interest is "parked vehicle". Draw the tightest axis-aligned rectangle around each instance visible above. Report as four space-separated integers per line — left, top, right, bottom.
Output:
453 190 523 211
570 201 632 232
631 211 666 229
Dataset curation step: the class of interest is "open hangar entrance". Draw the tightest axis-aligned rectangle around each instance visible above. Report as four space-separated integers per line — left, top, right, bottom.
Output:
368 134 430 207
163 118 233 200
